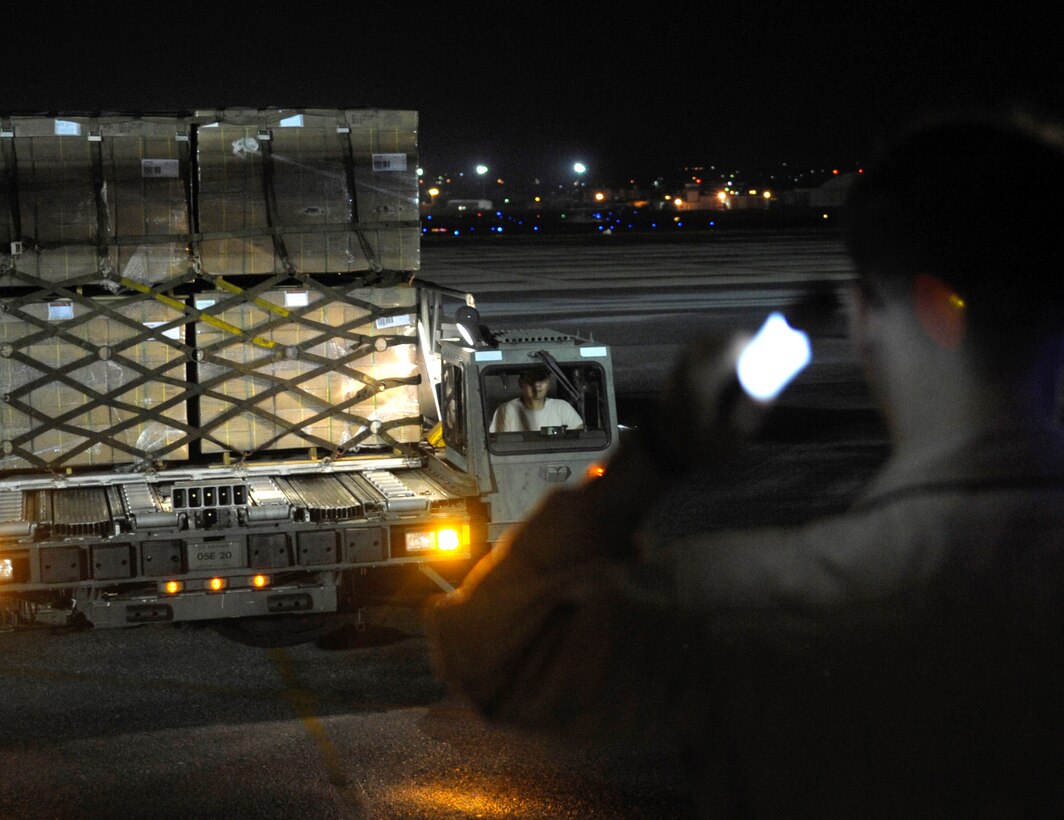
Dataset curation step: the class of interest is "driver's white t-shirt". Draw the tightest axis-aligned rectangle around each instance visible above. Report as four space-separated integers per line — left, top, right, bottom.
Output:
490 398 584 433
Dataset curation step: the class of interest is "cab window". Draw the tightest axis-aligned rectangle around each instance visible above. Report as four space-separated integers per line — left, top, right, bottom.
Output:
483 363 611 454
441 363 466 454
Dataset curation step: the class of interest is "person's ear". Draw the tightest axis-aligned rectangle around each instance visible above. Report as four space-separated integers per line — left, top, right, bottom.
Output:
911 274 967 352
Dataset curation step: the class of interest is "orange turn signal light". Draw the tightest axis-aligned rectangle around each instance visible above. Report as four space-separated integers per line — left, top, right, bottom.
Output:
251 574 270 589
586 463 606 480
207 577 227 592
163 580 183 595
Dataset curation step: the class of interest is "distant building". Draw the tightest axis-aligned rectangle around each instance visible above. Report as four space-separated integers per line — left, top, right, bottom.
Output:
781 172 859 209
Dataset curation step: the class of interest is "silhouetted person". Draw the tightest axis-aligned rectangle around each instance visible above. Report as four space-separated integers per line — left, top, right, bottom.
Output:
428 110 1064 817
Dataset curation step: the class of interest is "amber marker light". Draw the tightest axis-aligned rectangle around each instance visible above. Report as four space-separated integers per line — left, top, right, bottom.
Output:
208 577 227 592
251 574 270 589
163 580 183 594
586 463 606 480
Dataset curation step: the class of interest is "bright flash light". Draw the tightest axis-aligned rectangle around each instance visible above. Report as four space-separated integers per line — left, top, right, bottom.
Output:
737 312 812 402
594 192 605 201
0 558 14 581
406 526 467 553
586 464 606 480
673 197 682 207
573 162 586 174
763 191 772 199
208 577 227 592
163 580 183 594
428 187 440 197
475 164 488 175
251 574 270 589
437 529 460 552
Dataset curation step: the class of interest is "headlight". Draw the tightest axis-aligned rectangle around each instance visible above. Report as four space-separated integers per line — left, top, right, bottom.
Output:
404 525 469 554
436 529 460 552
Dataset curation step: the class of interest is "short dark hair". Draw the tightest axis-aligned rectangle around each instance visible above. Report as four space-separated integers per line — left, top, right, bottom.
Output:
518 367 550 384
844 109 1064 366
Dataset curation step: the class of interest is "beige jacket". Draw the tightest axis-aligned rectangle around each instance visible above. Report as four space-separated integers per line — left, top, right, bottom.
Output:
428 422 1064 817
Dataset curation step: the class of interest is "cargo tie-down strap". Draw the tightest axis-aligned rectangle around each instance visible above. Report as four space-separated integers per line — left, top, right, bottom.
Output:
0 268 423 473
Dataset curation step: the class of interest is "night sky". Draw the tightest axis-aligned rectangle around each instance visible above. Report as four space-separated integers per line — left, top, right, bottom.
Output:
5 5 1061 184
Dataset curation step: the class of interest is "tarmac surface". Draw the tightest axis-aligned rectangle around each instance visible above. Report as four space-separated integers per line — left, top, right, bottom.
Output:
1 230 890 818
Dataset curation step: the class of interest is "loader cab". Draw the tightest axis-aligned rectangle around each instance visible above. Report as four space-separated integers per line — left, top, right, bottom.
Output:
438 330 619 543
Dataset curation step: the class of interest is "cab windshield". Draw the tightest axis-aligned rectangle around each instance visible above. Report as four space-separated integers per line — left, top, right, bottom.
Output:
483 361 611 454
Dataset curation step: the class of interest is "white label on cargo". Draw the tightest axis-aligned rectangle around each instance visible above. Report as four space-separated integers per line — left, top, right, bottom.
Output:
580 346 608 358
283 291 310 308
144 321 183 341
54 120 81 136
375 314 414 329
47 301 75 321
194 298 217 310
280 114 304 128
142 159 180 178
474 350 504 362
373 153 407 172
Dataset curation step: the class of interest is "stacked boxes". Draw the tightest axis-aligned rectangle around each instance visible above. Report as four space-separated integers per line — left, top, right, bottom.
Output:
195 284 421 454
0 116 99 282
0 297 190 469
0 109 419 280
102 117 190 284
0 109 422 469
0 115 190 285
194 108 419 274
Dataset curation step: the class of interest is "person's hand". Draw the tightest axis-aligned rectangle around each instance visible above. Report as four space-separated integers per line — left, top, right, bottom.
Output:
642 331 769 473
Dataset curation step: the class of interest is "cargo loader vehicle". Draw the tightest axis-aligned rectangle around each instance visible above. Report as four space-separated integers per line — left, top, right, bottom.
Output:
0 109 617 642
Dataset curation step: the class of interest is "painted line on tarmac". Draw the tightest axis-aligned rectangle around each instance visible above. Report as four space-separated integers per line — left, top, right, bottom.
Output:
268 648 352 793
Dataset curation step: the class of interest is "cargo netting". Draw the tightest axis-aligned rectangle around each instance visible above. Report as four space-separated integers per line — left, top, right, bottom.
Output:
0 110 423 473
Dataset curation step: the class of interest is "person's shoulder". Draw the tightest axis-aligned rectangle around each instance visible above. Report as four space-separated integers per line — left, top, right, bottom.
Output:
490 398 520 428
548 397 581 415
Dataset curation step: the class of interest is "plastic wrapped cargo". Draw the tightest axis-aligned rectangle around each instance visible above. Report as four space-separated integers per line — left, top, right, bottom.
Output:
0 109 419 283
0 109 424 472
194 284 422 455
192 108 419 275
0 296 190 469
0 115 190 285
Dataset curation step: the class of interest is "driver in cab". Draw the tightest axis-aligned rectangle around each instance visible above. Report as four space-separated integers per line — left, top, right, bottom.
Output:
489 367 583 433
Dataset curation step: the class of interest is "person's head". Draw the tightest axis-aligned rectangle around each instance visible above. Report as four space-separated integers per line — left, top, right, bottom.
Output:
518 368 551 408
844 109 1064 379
